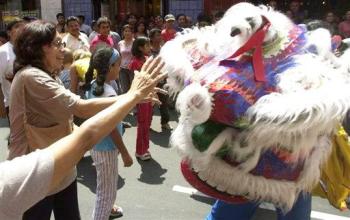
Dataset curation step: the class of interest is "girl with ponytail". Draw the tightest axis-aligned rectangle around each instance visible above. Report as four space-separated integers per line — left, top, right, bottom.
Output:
84 46 133 219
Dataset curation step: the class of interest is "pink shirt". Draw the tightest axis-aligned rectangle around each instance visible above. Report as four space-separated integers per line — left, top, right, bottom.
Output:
118 40 134 69
339 21 350 38
90 34 114 52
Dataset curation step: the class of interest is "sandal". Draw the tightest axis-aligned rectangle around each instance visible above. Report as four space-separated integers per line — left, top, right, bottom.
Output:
110 205 123 218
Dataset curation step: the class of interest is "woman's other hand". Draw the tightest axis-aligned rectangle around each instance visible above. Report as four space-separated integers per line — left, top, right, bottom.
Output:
128 57 167 103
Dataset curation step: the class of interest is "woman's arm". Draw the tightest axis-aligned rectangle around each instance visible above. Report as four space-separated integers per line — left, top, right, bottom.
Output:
69 64 79 94
49 56 165 191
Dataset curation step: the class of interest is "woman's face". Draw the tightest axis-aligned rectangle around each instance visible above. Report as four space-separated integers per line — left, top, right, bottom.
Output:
326 12 335 23
123 27 133 39
107 58 122 80
137 23 145 33
43 33 65 73
140 42 151 56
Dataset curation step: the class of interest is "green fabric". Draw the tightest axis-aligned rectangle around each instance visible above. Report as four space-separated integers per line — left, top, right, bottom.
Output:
191 120 227 152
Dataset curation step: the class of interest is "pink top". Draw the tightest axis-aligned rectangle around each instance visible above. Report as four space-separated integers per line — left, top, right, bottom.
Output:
90 34 114 52
118 40 134 69
339 21 350 38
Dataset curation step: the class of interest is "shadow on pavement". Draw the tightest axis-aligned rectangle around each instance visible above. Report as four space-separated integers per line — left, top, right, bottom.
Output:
190 194 216 205
137 158 167 185
77 156 125 194
150 128 171 148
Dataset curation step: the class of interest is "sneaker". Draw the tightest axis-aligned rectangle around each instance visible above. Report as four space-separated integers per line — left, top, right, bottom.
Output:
122 121 132 128
110 205 123 218
135 152 152 161
161 123 173 130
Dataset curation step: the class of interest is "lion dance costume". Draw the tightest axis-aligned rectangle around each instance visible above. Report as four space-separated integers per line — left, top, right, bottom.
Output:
160 3 350 219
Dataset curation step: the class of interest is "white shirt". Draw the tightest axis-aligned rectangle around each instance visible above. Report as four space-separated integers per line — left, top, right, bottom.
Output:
0 42 15 107
0 149 54 220
62 33 90 52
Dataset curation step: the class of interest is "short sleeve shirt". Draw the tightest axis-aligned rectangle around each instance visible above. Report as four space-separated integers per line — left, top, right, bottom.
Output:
9 66 80 159
129 57 145 72
118 40 134 69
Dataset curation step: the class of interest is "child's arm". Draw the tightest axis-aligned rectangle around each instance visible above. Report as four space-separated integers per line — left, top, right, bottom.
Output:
110 129 133 167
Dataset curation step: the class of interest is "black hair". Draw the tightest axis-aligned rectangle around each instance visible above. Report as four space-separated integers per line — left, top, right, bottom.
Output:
0 31 8 41
14 20 56 74
97 16 111 28
56 13 64 19
197 12 212 24
176 13 186 21
131 36 150 59
77 15 85 22
83 46 114 96
214 11 224 19
134 21 147 36
149 28 161 41
6 18 24 31
66 16 79 25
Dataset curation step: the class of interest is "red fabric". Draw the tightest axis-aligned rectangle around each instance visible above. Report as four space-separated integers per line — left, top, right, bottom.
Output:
136 103 153 155
220 18 271 82
130 56 153 155
129 57 145 72
339 21 350 38
161 28 176 42
90 34 114 51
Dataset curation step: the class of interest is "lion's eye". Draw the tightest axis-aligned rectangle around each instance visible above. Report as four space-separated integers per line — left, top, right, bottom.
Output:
245 17 256 29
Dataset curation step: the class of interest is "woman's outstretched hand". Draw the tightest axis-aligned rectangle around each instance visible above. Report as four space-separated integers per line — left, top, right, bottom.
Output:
128 56 167 104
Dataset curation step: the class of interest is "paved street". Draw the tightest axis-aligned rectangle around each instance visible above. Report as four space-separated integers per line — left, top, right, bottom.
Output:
0 109 350 220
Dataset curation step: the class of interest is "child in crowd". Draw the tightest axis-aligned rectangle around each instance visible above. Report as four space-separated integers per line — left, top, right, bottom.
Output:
83 46 133 220
70 49 92 96
129 37 153 160
59 48 73 89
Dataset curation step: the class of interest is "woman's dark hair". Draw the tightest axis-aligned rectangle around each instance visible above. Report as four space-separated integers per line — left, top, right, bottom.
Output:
83 46 114 96
14 20 56 74
131 36 150 59
134 21 147 36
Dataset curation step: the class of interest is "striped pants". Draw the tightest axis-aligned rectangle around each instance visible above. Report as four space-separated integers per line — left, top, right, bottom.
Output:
90 149 119 220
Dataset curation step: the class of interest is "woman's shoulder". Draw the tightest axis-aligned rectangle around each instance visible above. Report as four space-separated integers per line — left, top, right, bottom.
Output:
18 66 49 80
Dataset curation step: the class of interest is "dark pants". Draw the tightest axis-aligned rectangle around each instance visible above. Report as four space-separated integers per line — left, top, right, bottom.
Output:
23 180 81 220
158 92 170 125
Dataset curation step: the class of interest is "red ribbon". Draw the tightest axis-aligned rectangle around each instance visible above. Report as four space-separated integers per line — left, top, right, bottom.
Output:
220 17 271 82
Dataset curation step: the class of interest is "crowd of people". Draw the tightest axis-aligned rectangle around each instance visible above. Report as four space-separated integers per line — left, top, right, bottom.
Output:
0 1 350 219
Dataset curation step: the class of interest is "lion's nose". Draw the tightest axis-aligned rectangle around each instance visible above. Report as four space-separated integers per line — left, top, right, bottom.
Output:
230 28 241 37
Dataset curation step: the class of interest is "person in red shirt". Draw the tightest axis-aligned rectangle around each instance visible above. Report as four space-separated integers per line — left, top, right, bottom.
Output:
339 10 350 38
161 14 176 43
129 37 153 160
90 17 114 52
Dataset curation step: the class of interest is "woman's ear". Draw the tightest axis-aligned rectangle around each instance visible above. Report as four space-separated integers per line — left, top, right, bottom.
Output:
42 44 50 53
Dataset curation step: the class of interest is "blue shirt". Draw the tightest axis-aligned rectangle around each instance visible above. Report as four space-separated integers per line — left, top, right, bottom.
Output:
86 81 123 151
